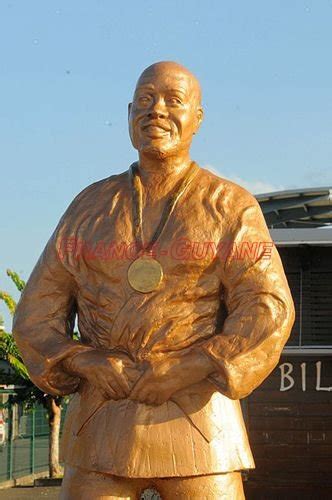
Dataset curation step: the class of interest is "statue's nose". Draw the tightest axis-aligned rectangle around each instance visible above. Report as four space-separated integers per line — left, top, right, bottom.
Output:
147 109 167 119
147 98 167 119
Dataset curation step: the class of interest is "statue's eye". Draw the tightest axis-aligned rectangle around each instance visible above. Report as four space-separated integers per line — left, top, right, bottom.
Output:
138 95 151 104
168 96 182 105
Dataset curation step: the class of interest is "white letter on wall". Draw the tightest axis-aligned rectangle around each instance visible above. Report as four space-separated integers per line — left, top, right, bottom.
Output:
316 361 332 392
301 362 306 392
279 363 295 391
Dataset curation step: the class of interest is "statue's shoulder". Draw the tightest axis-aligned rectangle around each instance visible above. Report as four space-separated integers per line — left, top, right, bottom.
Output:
63 171 129 215
76 171 128 200
198 166 258 211
53 171 130 237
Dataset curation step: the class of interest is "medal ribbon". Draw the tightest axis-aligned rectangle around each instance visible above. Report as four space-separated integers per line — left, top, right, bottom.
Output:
129 161 199 253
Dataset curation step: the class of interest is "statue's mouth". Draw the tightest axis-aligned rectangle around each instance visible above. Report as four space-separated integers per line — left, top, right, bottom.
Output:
143 125 170 138
142 121 171 132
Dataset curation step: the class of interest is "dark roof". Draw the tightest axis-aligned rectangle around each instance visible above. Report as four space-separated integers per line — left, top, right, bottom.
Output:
256 187 332 228
269 228 332 245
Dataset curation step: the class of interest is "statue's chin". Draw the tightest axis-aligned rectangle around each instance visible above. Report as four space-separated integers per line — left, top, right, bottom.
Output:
138 141 179 160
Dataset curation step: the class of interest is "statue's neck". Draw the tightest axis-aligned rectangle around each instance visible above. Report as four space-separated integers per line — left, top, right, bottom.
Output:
137 152 193 198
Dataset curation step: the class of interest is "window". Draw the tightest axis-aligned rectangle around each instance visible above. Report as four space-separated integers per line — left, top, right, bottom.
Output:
280 247 332 347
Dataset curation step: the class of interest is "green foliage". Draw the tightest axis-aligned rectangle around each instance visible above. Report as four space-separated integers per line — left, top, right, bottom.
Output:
1 269 65 476
0 291 16 316
0 268 26 316
0 331 29 380
0 270 64 410
0 271 25 378
6 269 26 292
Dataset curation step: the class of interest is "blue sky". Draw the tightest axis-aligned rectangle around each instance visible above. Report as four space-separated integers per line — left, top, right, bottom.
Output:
1 1 332 327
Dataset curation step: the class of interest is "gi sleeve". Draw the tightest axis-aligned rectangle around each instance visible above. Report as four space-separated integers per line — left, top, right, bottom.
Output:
202 191 295 400
12 230 94 397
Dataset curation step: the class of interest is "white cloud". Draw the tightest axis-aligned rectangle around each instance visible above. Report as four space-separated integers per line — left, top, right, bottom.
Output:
203 164 284 194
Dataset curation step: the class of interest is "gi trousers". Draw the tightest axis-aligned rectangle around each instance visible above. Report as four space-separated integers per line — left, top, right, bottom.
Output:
60 465 245 499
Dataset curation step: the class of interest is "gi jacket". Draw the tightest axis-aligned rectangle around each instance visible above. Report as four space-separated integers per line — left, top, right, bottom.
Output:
13 166 295 478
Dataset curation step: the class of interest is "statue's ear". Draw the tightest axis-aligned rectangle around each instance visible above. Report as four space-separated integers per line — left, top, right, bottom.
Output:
197 106 204 127
193 106 204 135
128 102 132 121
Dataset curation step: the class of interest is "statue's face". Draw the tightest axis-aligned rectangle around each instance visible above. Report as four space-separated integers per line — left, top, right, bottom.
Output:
128 65 202 159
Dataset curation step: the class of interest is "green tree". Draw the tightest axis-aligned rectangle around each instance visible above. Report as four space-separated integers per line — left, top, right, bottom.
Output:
0 269 63 478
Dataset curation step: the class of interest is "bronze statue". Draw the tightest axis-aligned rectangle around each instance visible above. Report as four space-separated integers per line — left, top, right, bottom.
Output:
13 61 295 499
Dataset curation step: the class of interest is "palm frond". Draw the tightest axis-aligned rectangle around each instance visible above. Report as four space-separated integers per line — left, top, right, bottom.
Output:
0 291 16 315
7 353 29 380
0 331 21 358
6 269 26 292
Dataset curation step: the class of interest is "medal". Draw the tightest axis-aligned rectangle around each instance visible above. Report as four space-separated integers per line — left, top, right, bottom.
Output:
128 161 199 293
127 256 163 293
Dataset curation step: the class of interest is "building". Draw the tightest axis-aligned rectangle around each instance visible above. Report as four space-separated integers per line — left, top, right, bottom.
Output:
245 187 332 498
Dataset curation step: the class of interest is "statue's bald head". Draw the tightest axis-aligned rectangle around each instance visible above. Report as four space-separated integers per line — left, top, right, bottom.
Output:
135 61 202 106
129 61 203 159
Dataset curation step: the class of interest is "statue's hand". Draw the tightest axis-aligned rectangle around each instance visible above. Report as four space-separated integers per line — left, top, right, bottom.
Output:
129 350 215 406
64 350 142 400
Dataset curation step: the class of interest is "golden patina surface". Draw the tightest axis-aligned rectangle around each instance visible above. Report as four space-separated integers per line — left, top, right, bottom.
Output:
13 61 295 498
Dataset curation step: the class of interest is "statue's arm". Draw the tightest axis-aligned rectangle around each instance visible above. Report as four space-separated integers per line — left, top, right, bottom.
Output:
12 232 94 396
201 192 295 400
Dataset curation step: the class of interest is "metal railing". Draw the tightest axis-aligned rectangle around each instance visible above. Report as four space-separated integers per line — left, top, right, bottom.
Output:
0 390 66 483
